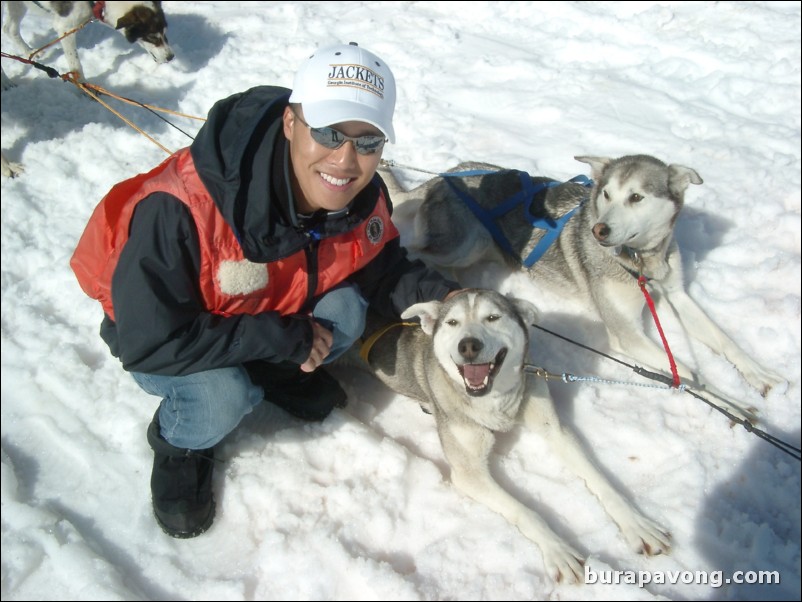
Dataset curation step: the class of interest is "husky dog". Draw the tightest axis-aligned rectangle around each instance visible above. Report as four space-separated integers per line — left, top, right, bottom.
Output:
359 289 670 583
383 155 783 416
2 1 174 81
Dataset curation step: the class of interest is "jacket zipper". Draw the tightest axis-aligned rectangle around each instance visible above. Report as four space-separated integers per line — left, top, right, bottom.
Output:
304 230 320 307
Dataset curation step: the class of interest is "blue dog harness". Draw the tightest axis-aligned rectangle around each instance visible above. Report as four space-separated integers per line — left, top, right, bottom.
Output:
440 170 593 267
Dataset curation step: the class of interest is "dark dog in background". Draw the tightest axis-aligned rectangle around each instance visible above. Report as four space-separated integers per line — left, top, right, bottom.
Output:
2 1 174 81
1 1 175 177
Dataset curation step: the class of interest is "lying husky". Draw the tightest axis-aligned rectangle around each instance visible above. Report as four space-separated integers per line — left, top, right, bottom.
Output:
2 1 174 81
383 155 783 417
359 289 670 583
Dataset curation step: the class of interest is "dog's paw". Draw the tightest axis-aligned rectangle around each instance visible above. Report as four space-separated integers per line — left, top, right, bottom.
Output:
541 541 586 584
723 403 760 427
621 514 671 556
1 158 24 179
740 363 785 397
757 373 786 398
695 386 761 425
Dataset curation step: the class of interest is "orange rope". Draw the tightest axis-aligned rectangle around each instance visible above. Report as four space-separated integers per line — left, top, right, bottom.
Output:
6 38 205 155
65 74 174 154
28 18 94 61
79 82 207 121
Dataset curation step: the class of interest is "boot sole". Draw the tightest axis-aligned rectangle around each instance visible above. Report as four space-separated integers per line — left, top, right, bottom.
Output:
154 499 216 539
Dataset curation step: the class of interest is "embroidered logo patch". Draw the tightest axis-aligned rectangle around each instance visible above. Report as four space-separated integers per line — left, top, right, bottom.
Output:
366 216 384 244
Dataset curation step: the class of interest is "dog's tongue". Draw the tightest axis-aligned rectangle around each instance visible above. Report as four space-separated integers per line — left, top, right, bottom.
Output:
463 363 491 387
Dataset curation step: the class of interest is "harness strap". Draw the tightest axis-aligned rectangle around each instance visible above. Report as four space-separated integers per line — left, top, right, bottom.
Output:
524 202 581 267
91 1 106 21
441 170 592 267
359 322 418 363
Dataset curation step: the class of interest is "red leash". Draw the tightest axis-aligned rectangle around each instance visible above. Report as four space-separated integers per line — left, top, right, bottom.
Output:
638 275 681 388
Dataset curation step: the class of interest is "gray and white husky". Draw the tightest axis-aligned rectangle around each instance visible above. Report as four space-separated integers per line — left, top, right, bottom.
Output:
360 289 670 583
383 155 783 418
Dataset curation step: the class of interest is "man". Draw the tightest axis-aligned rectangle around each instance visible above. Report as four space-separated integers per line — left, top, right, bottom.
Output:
70 42 459 538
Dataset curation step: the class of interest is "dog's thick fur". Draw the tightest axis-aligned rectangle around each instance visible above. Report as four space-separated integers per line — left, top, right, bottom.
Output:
360 289 670 583
2 1 174 82
383 155 784 418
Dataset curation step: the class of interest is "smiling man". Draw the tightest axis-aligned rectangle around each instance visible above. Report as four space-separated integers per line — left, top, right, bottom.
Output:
70 42 459 539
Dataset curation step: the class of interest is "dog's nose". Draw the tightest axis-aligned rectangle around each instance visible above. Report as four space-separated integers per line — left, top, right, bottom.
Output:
458 337 484 361
593 223 610 241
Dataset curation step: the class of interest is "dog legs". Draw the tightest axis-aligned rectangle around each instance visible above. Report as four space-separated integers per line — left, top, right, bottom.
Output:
437 418 586 583
1 65 15 90
521 378 671 558
589 280 762 421
659 288 784 396
2 2 33 55
55 27 85 81
2 1 90 81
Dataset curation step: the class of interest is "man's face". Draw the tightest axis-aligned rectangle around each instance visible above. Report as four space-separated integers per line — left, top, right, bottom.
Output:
283 106 384 214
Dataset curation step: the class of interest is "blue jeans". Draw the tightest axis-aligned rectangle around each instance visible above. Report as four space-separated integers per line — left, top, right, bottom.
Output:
132 283 369 449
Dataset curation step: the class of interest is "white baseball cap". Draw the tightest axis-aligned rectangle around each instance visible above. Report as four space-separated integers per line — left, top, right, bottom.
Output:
289 42 396 143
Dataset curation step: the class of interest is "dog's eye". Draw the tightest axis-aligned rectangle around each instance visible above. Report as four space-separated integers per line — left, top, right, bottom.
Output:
602 189 609 200
486 314 501 322
445 319 459 327
629 193 643 203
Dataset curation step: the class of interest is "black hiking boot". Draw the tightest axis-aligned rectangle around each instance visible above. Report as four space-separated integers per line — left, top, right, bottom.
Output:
244 360 347 421
147 413 216 538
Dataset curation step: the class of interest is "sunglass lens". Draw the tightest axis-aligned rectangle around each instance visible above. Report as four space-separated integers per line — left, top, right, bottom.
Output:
310 127 344 149
310 126 386 155
355 137 385 155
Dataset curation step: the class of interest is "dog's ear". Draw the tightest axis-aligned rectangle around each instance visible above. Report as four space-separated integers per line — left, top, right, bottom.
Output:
668 164 703 197
508 297 539 327
574 156 611 181
401 301 441 336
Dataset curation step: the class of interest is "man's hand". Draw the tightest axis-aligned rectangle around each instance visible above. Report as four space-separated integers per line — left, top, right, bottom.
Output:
300 321 333 372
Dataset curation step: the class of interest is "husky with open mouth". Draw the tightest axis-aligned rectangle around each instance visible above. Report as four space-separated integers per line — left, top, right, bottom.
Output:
359 288 670 583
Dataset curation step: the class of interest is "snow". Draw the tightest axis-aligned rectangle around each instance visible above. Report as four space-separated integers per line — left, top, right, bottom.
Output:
1 1 799 600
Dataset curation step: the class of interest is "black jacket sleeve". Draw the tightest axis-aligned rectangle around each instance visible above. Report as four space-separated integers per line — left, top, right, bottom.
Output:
348 178 460 317
350 237 460 319
103 193 314 376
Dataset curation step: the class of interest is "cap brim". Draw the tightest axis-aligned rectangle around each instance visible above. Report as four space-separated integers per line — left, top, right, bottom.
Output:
302 100 395 144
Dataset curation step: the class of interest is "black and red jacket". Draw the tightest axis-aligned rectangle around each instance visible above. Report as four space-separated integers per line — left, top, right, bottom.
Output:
71 86 456 376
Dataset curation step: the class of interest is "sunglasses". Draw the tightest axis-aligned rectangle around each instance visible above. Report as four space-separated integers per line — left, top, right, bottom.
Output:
292 109 386 155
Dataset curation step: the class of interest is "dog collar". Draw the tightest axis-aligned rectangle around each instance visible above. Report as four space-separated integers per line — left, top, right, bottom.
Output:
91 1 106 21
617 246 651 281
359 322 418 363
